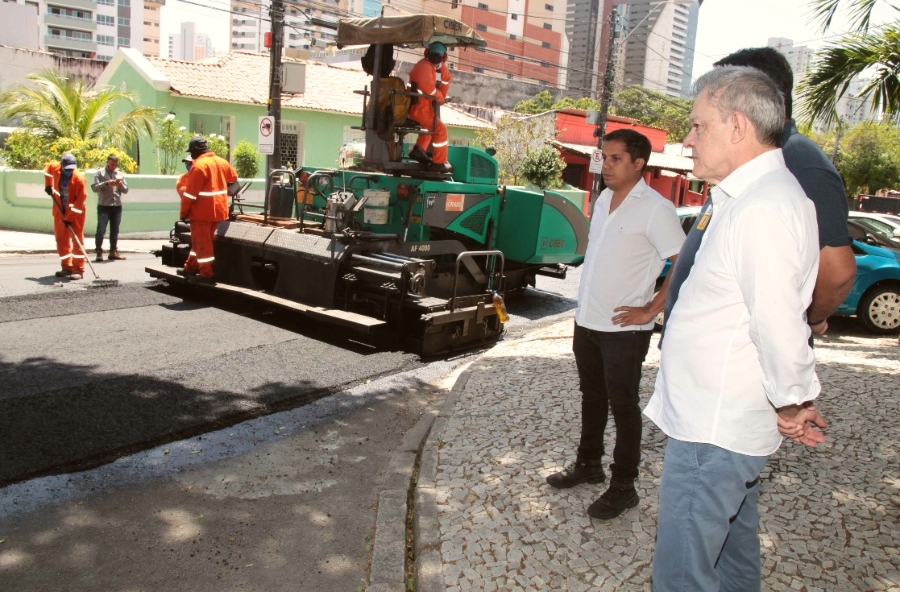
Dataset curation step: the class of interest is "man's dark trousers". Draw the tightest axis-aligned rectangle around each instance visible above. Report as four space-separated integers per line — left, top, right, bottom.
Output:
96 204 122 251
573 323 653 483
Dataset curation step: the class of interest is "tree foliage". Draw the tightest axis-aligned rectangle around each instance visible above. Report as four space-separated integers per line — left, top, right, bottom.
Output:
156 114 230 175
513 90 603 114
799 25 900 126
0 68 156 157
511 87 691 142
475 114 557 185
513 90 556 114
800 0 900 125
156 114 192 175
809 0 894 33
611 87 692 142
207 134 229 160
233 139 261 178
836 122 900 195
521 146 567 189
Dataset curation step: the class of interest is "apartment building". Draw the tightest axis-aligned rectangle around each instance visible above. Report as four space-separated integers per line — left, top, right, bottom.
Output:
168 21 213 61
229 0 337 54
619 0 701 98
0 0 155 62
564 0 617 97
767 37 812 90
142 0 163 57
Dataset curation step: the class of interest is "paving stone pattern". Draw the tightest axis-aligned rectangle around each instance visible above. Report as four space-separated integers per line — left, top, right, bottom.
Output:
432 322 900 591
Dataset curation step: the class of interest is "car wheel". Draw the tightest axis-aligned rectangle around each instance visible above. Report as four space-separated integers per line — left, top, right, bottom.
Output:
858 285 900 334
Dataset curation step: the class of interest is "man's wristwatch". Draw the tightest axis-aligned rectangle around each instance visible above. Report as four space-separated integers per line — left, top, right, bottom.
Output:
807 318 827 327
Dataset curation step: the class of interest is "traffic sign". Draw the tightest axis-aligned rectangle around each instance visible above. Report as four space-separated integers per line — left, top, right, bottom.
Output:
258 116 274 155
589 148 603 174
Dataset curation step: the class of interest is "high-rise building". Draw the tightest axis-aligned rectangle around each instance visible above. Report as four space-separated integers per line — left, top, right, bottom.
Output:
619 0 702 98
142 0 165 58
168 22 213 61
405 0 568 88
767 37 812 92
0 0 156 62
0 1 41 49
564 0 617 97
836 75 880 126
229 0 337 54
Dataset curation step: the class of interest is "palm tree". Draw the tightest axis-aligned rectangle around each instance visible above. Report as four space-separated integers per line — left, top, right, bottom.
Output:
799 24 900 126
799 0 900 125
809 0 888 32
0 68 156 150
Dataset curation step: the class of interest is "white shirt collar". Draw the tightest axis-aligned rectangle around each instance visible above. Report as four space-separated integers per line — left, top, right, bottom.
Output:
716 148 785 201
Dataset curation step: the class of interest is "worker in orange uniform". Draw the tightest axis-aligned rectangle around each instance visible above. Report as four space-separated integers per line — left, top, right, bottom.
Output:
44 152 88 280
408 42 452 170
180 136 238 283
177 154 192 197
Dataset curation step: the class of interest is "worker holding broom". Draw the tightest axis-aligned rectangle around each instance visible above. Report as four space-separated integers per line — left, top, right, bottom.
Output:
44 152 88 280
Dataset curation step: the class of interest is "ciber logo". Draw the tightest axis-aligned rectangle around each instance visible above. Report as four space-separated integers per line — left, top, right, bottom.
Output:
443 19 463 31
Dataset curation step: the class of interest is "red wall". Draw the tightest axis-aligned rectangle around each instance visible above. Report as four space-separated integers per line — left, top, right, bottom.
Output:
555 113 667 152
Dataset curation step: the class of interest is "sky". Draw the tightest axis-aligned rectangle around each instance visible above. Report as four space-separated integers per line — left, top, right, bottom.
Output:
691 0 896 81
159 0 896 82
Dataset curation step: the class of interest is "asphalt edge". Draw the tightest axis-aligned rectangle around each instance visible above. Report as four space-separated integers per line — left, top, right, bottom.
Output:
366 369 468 592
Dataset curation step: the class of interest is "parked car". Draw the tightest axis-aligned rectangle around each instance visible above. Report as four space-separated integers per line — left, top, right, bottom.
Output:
836 240 900 334
655 207 900 334
848 211 900 247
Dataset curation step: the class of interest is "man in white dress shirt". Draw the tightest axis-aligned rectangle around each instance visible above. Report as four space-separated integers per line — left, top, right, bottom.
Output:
645 66 826 591
546 128 684 520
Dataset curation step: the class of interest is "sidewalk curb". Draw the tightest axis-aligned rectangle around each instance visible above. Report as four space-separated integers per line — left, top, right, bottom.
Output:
409 317 576 591
414 367 473 592
367 379 451 592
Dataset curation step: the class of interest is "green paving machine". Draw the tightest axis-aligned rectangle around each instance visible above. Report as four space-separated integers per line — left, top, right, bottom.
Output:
147 14 589 356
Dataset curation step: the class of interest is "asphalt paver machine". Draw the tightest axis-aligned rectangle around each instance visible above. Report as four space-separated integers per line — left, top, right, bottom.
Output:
147 14 590 357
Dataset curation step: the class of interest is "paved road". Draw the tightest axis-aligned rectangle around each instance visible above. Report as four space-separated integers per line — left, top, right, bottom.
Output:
0 243 581 592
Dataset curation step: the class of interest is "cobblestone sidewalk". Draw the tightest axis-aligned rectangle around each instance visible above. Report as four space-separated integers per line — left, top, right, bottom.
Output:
418 319 900 592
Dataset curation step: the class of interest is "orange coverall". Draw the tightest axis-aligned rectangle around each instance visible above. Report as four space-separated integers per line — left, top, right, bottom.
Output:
44 162 88 274
180 152 238 278
408 56 451 164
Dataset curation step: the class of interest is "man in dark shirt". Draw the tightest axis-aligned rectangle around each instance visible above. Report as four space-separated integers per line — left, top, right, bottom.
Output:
715 48 856 336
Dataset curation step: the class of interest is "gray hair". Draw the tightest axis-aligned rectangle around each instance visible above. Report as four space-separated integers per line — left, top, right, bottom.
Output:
692 66 785 147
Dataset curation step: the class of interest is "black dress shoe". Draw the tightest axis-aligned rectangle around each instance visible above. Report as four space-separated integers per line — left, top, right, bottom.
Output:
408 145 433 164
587 482 639 520
546 460 606 489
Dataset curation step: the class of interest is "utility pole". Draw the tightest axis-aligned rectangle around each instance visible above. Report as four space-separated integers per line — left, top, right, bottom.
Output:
591 5 618 201
266 0 285 173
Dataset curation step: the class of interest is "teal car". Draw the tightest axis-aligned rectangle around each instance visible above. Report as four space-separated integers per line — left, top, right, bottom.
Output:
658 207 900 335
836 240 900 334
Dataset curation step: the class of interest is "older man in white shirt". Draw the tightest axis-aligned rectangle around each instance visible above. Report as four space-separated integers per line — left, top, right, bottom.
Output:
645 66 827 591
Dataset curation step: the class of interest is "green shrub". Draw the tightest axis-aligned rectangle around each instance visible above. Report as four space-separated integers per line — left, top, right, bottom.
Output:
52 137 137 173
1 132 136 172
156 114 191 175
232 140 260 178
521 146 566 189
1 130 47 169
206 134 229 160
